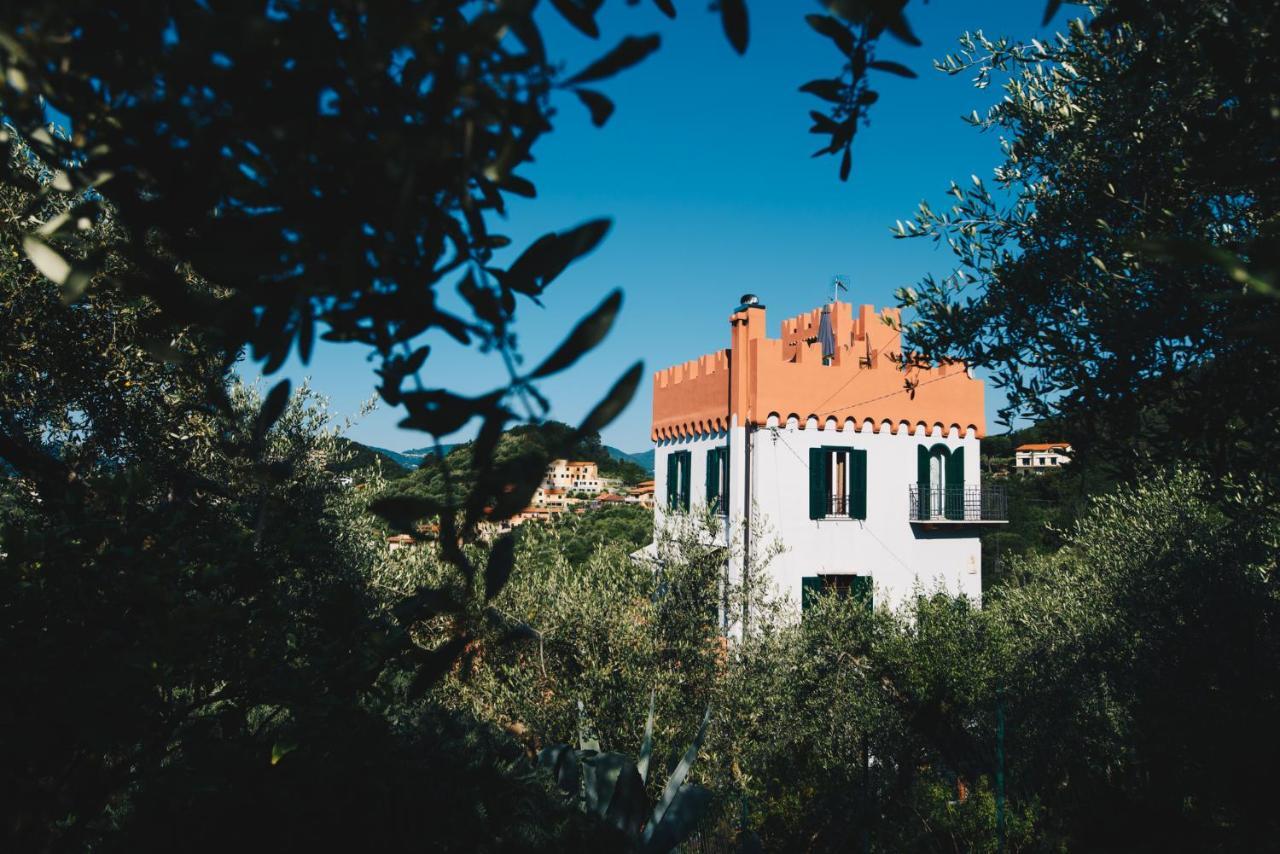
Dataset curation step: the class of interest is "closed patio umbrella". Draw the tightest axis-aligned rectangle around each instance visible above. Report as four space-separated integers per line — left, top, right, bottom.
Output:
817 304 836 363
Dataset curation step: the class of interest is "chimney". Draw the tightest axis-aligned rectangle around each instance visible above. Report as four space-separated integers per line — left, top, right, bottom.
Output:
730 294 765 425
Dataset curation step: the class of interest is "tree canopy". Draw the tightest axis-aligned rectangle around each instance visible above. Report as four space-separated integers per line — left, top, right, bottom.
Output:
894 3 1280 480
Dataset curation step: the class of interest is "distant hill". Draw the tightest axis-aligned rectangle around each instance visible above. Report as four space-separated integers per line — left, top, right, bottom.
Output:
367 444 459 471
331 439 409 479
606 446 653 476
360 433 655 481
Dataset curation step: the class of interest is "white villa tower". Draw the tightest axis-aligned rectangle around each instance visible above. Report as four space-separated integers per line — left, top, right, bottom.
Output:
651 295 1006 613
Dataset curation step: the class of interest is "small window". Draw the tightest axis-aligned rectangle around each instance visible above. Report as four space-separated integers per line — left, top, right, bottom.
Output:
808 446 867 520
802 574 872 612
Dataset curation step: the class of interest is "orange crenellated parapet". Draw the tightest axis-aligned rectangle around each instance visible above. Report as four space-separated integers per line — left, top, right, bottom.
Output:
652 300 986 441
652 349 731 440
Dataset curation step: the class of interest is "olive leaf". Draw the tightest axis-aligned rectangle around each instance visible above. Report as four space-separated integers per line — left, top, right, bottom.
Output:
869 59 917 78
578 361 643 436
563 34 661 87
529 289 623 379
251 379 291 452
719 0 749 55
574 88 615 127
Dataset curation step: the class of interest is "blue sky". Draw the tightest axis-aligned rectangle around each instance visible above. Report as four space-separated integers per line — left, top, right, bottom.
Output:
269 1 1070 453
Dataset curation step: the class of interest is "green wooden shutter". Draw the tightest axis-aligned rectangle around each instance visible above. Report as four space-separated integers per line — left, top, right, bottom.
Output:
670 450 680 512
679 451 691 511
801 576 822 612
945 446 964 520
917 445 930 518
719 447 729 510
705 448 718 511
850 448 867 519
808 448 825 519
851 575 872 612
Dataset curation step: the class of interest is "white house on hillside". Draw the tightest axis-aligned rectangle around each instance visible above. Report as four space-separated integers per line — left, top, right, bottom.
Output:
1014 443 1072 472
651 295 1006 615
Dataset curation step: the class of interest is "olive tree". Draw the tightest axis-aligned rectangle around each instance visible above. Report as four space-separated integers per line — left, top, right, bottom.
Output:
893 3 1280 480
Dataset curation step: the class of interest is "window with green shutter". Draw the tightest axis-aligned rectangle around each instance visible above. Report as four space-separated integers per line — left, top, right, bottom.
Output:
801 576 822 611
808 446 868 520
808 449 825 519
849 575 872 610
679 451 691 511
666 450 692 512
944 446 964 520
666 452 679 510
917 443 964 520
801 574 873 614
849 449 867 519
705 446 728 514
917 445 932 519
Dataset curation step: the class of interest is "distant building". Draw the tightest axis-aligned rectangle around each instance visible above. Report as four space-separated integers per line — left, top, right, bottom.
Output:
386 533 416 552
595 492 628 507
512 507 555 526
627 480 656 508
1014 443 1072 472
533 486 571 510
543 459 606 495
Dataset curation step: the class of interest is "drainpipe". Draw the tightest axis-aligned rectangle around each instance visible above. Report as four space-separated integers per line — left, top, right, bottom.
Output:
742 422 752 636
728 294 765 640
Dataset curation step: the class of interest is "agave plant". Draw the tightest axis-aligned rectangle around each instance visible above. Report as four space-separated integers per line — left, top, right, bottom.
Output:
538 693 713 852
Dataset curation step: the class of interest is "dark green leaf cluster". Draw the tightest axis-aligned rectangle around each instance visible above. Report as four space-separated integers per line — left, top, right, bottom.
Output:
0 1 654 532
801 1 1065 180
896 3 1280 485
0 140 627 850
716 468 1280 850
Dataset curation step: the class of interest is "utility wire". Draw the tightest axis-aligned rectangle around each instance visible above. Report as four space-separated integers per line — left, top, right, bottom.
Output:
823 370 965 417
808 329 901 415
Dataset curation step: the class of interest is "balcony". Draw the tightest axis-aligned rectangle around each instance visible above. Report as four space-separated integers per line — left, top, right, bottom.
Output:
908 485 1007 525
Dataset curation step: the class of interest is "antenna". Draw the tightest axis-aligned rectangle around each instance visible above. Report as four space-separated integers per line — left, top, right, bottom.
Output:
830 274 849 304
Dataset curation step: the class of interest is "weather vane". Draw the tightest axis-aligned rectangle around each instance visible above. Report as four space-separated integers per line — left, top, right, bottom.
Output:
830 274 849 304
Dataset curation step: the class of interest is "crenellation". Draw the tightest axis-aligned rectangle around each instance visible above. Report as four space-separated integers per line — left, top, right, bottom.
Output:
653 300 984 440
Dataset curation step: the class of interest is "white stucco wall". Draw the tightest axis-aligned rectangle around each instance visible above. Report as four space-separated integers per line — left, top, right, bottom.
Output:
653 419 985 614
654 430 731 539
748 416 982 610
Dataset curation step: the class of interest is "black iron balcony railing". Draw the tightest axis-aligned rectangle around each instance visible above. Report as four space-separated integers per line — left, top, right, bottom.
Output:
908 484 1007 522
827 494 851 516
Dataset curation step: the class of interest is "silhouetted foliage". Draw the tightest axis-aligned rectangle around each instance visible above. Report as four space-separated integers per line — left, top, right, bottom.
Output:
894 2 1280 486
4 1 1278 850
0 0 675 766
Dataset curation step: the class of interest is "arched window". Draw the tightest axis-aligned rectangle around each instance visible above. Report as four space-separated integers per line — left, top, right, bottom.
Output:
917 443 965 520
